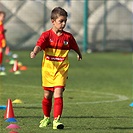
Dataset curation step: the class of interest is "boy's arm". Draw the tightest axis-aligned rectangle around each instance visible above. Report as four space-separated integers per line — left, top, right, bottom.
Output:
69 35 82 61
75 48 82 61
30 46 41 58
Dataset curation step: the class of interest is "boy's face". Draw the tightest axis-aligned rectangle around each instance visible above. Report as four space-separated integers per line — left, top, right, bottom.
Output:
0 13 5 22
52 15 67 31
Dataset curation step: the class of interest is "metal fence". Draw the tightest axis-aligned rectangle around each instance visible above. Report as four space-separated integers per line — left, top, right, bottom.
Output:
0 0 132 52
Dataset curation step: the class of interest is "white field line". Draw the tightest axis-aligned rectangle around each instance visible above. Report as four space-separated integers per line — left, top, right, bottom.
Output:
3 84 129 105
72 93 129 105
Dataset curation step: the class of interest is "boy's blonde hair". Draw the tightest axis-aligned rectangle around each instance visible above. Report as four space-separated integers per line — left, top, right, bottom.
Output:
51 7 68 20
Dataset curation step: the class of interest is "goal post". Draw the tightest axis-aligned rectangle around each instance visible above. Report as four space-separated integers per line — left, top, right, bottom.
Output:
83 0 88 52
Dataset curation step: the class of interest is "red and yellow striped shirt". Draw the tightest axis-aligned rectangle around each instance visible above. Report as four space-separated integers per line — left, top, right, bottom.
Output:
36 29 79 87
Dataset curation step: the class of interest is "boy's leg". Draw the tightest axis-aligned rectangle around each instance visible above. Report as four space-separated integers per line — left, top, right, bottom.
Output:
39 88 53 128
53 87 64 119
53 97 63 118
53 87 64 129
42 97 52 117
0 50 6 75
0 49 3 66
42 89 53 117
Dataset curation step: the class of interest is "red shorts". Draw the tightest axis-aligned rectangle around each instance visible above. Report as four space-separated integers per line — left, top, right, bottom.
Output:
43 86 65 92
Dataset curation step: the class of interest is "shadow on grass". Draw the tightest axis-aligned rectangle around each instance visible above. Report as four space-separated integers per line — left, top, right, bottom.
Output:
14 115 133 131
63 116 133 119
87 127 133 130
14 106 41 109
16 115 133 119
110 127 133 130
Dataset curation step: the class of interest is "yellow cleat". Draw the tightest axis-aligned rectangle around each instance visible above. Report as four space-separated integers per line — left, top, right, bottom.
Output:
53 116 64 129
39 117 51 128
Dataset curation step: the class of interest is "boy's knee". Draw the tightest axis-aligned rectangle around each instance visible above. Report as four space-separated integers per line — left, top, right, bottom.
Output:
54 88 64 98
44 90 53 99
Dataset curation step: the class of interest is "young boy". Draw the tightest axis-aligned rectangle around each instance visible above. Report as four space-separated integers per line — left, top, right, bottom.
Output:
30 7 82 129
0 11 6 75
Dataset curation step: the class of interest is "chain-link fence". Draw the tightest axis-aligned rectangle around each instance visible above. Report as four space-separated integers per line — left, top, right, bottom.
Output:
0 0 132 52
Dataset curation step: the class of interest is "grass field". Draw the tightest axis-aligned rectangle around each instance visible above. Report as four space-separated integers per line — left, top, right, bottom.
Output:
0 51 132 133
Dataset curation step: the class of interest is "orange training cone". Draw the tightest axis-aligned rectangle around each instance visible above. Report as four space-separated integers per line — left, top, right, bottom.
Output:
4 99 15 119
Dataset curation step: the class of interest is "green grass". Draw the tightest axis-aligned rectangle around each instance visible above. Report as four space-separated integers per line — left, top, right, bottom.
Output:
0 51 132 133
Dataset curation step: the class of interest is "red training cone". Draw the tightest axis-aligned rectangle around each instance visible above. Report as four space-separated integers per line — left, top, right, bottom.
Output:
13 60 19 72
12 60 21 75
4 99 15 119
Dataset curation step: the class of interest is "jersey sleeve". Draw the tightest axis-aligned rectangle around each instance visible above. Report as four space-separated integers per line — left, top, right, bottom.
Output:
36 32 48 50
69 34 79 51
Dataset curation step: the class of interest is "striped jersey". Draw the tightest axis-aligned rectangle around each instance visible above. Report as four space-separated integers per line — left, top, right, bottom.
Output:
36 29 79 87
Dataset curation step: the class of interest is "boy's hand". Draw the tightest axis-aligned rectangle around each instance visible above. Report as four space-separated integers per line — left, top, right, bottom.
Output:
30 46 41 58
77 54 82 61
30 51 36 58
